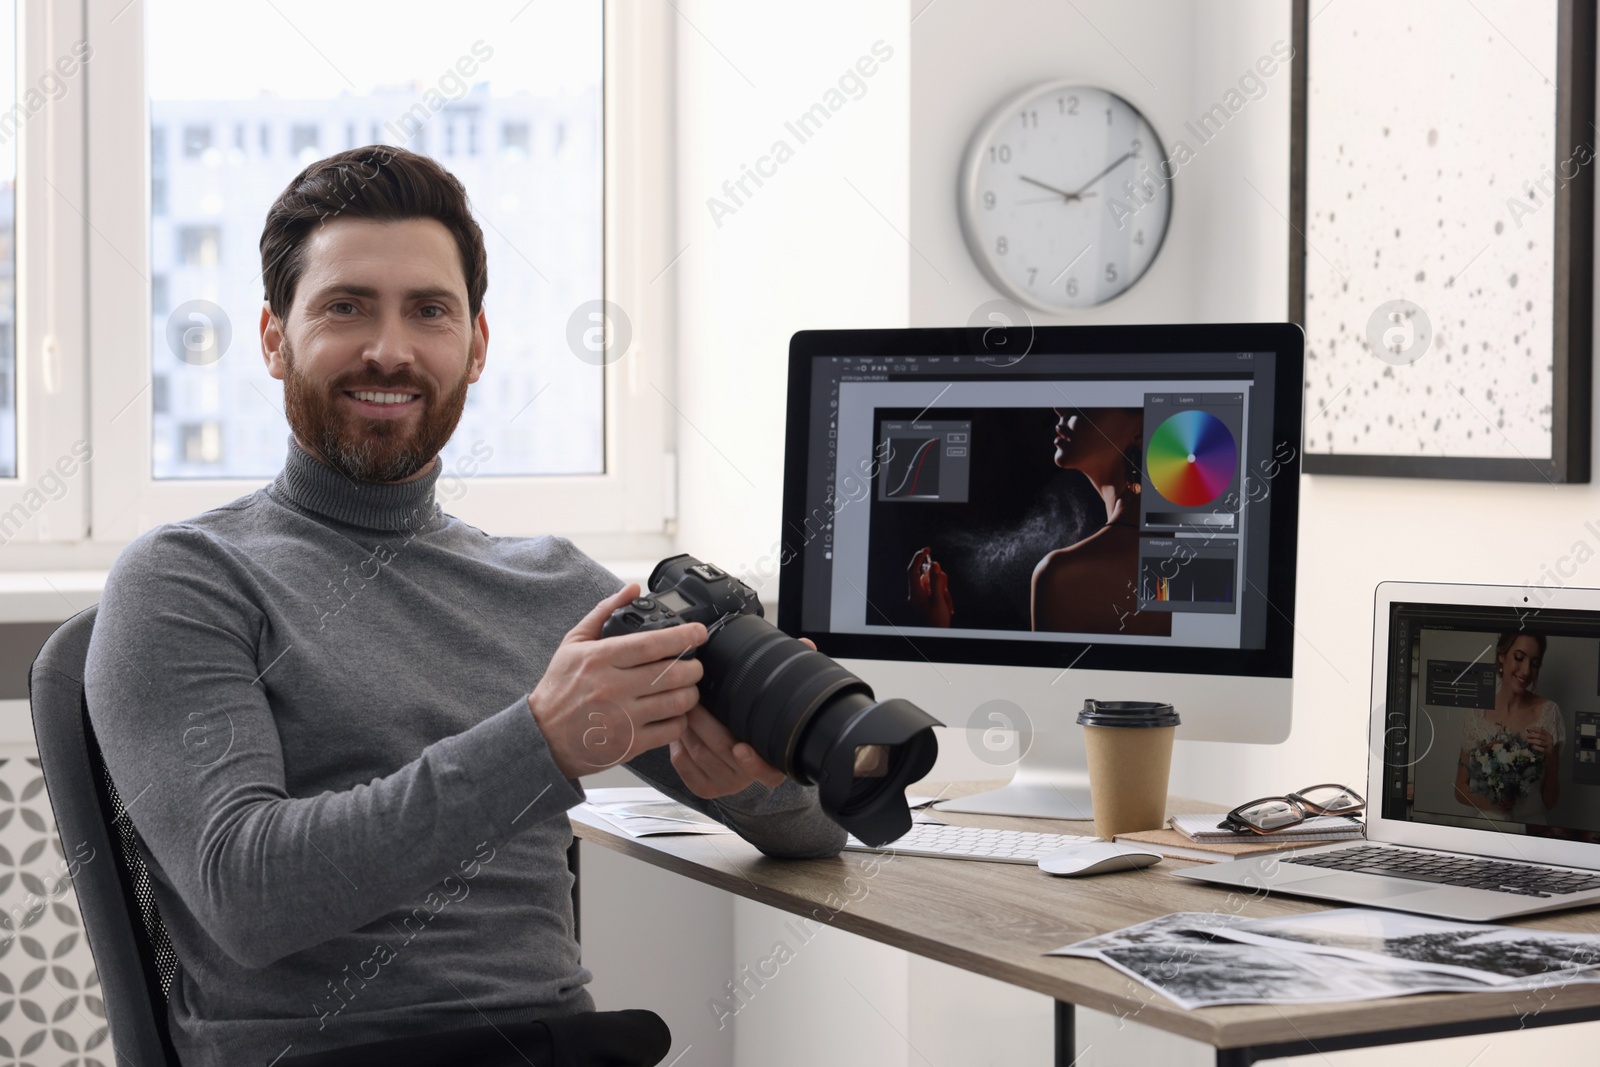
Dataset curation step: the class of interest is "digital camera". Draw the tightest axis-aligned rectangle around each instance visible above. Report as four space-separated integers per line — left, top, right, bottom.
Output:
601 554 940 846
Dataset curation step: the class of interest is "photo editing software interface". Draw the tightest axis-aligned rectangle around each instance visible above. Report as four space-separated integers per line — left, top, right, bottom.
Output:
793 349 1289 651
1384 602 1600 842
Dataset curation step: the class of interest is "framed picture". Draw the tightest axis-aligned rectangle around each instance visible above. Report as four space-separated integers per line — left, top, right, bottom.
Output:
1290 0 1594 482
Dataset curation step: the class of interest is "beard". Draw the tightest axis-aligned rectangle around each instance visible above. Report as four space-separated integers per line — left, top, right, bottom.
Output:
281 338 472 483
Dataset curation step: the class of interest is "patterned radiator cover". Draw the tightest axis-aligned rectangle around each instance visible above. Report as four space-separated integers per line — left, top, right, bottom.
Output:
0 755 109 1066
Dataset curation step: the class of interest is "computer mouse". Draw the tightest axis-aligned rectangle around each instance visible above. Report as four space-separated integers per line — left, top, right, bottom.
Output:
1037 842 1163 877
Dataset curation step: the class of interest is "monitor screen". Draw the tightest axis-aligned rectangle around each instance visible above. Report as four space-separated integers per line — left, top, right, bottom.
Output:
1383 600 1600 842
778 324 1304 680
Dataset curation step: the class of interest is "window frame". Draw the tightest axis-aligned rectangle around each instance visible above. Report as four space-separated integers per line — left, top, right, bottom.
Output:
85 0 676 549
0 0 90 546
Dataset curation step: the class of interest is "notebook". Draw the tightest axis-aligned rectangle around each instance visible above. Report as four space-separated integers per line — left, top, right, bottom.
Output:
1176 582 1600 921
1169 812 1363 842
1114 828 1321 864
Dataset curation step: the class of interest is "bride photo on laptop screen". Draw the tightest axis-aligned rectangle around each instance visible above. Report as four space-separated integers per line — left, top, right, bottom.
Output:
1452 632 1562 820
1397 608 1600 841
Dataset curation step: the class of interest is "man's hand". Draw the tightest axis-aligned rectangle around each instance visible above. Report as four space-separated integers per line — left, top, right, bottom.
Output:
670 706 785 798
668 637 816 799
528 584 707 779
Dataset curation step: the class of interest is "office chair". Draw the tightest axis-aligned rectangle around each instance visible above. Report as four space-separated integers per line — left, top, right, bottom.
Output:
30 606 181 1066
30 607 671 1067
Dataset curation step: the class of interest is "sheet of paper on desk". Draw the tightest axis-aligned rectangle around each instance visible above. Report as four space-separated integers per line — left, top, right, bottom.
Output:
1211 909 1600 984
1048 910 1600 1010
579 787 734 838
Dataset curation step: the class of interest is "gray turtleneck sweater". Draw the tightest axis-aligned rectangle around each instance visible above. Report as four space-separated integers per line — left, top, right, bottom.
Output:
83 440 845 1066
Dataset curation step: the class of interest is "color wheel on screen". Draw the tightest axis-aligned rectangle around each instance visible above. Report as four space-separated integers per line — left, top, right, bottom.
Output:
1146 411 1238 507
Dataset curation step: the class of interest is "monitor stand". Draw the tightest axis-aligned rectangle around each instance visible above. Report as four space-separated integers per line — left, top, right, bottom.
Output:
931 727 1096 820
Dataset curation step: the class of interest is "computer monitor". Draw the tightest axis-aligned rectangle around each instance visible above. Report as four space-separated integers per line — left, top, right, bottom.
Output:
777 323 1304 819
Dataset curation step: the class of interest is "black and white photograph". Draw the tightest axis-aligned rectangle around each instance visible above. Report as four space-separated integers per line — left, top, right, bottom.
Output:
1054 909 1600 1010
1215 909 1600 983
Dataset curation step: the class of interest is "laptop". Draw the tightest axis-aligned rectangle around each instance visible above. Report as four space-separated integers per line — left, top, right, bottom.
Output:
1176 581 1600 921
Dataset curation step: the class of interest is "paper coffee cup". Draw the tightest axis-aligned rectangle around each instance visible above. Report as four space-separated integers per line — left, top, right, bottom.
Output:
1077 700 1180 839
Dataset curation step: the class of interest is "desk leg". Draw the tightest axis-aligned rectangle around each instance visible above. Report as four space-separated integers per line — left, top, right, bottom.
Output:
1054 1000 1075 1066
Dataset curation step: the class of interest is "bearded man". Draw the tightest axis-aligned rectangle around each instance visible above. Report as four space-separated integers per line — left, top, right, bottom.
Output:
84 146 841 1067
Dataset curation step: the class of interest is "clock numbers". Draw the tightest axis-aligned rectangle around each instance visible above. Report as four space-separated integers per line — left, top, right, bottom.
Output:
1060 95 1078 116
1133 231 1145 246
996 236 1008 255
1105 263 1118 283
989 144 1012 164
1027 268 1037 286
1066 278 1079 297
1020 110 1038 128
1106 107 1113 125
983 191 996 209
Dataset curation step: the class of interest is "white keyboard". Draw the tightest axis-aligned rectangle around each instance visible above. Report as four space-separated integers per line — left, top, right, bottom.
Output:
844 821 1099 864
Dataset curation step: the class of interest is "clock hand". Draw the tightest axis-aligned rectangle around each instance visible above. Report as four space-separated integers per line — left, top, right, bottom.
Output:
1068 150 1136 197
1018 175 1077 200
1018 192 1099 205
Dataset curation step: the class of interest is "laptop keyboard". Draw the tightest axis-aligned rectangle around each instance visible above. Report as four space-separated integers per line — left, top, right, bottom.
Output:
1285 844 1600 898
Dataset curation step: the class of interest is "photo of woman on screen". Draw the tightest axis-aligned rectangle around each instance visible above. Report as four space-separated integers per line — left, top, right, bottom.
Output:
906 406 1169 636
1454 632 1563 820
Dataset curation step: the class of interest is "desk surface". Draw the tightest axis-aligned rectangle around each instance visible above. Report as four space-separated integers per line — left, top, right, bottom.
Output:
570 781 1600 1052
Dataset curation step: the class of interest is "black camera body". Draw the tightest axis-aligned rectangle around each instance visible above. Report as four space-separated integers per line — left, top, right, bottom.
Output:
600 555 940 846
600 559 756 641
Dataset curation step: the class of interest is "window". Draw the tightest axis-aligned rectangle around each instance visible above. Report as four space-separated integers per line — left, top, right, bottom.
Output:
139 0 605 483
86 0 671 545
0 0 89 542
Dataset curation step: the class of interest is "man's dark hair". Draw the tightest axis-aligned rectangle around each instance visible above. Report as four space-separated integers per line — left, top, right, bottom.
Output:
259 145 488 322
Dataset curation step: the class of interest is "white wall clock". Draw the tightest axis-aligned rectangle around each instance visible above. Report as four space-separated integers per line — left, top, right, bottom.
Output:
959 82 1172 312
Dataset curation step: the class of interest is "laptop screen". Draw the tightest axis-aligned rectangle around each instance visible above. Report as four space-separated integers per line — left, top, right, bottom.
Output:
1382 601 1600 842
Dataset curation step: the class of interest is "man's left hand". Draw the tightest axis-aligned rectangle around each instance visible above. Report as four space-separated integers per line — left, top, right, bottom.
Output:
668 637 817 799
670 705 786 798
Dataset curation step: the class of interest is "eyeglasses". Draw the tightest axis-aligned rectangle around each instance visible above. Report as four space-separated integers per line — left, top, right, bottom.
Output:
1221 783 1366 835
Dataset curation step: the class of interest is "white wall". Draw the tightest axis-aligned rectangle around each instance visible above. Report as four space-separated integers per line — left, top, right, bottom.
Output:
905 0 1297 789
591 1 1600 1064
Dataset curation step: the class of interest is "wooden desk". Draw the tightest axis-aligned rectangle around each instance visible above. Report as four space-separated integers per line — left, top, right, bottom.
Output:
570 782 1600 1066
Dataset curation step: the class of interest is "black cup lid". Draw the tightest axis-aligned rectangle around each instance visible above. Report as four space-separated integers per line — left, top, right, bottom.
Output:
1076 700 1180 728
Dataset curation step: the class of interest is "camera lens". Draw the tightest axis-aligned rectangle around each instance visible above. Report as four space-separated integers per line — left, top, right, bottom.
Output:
631 554 940 847
696 615 939 846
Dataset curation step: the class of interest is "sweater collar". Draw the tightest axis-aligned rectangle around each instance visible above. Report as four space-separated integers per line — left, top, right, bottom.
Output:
273 437 441 532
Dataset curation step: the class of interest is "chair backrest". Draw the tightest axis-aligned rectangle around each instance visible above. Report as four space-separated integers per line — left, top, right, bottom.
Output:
29 607 181 1066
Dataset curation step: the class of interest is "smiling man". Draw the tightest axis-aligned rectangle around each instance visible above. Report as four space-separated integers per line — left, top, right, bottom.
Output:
84 146 843 1067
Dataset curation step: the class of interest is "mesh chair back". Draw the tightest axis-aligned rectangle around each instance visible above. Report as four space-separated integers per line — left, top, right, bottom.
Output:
92 728 179 999
29 607 181 1066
